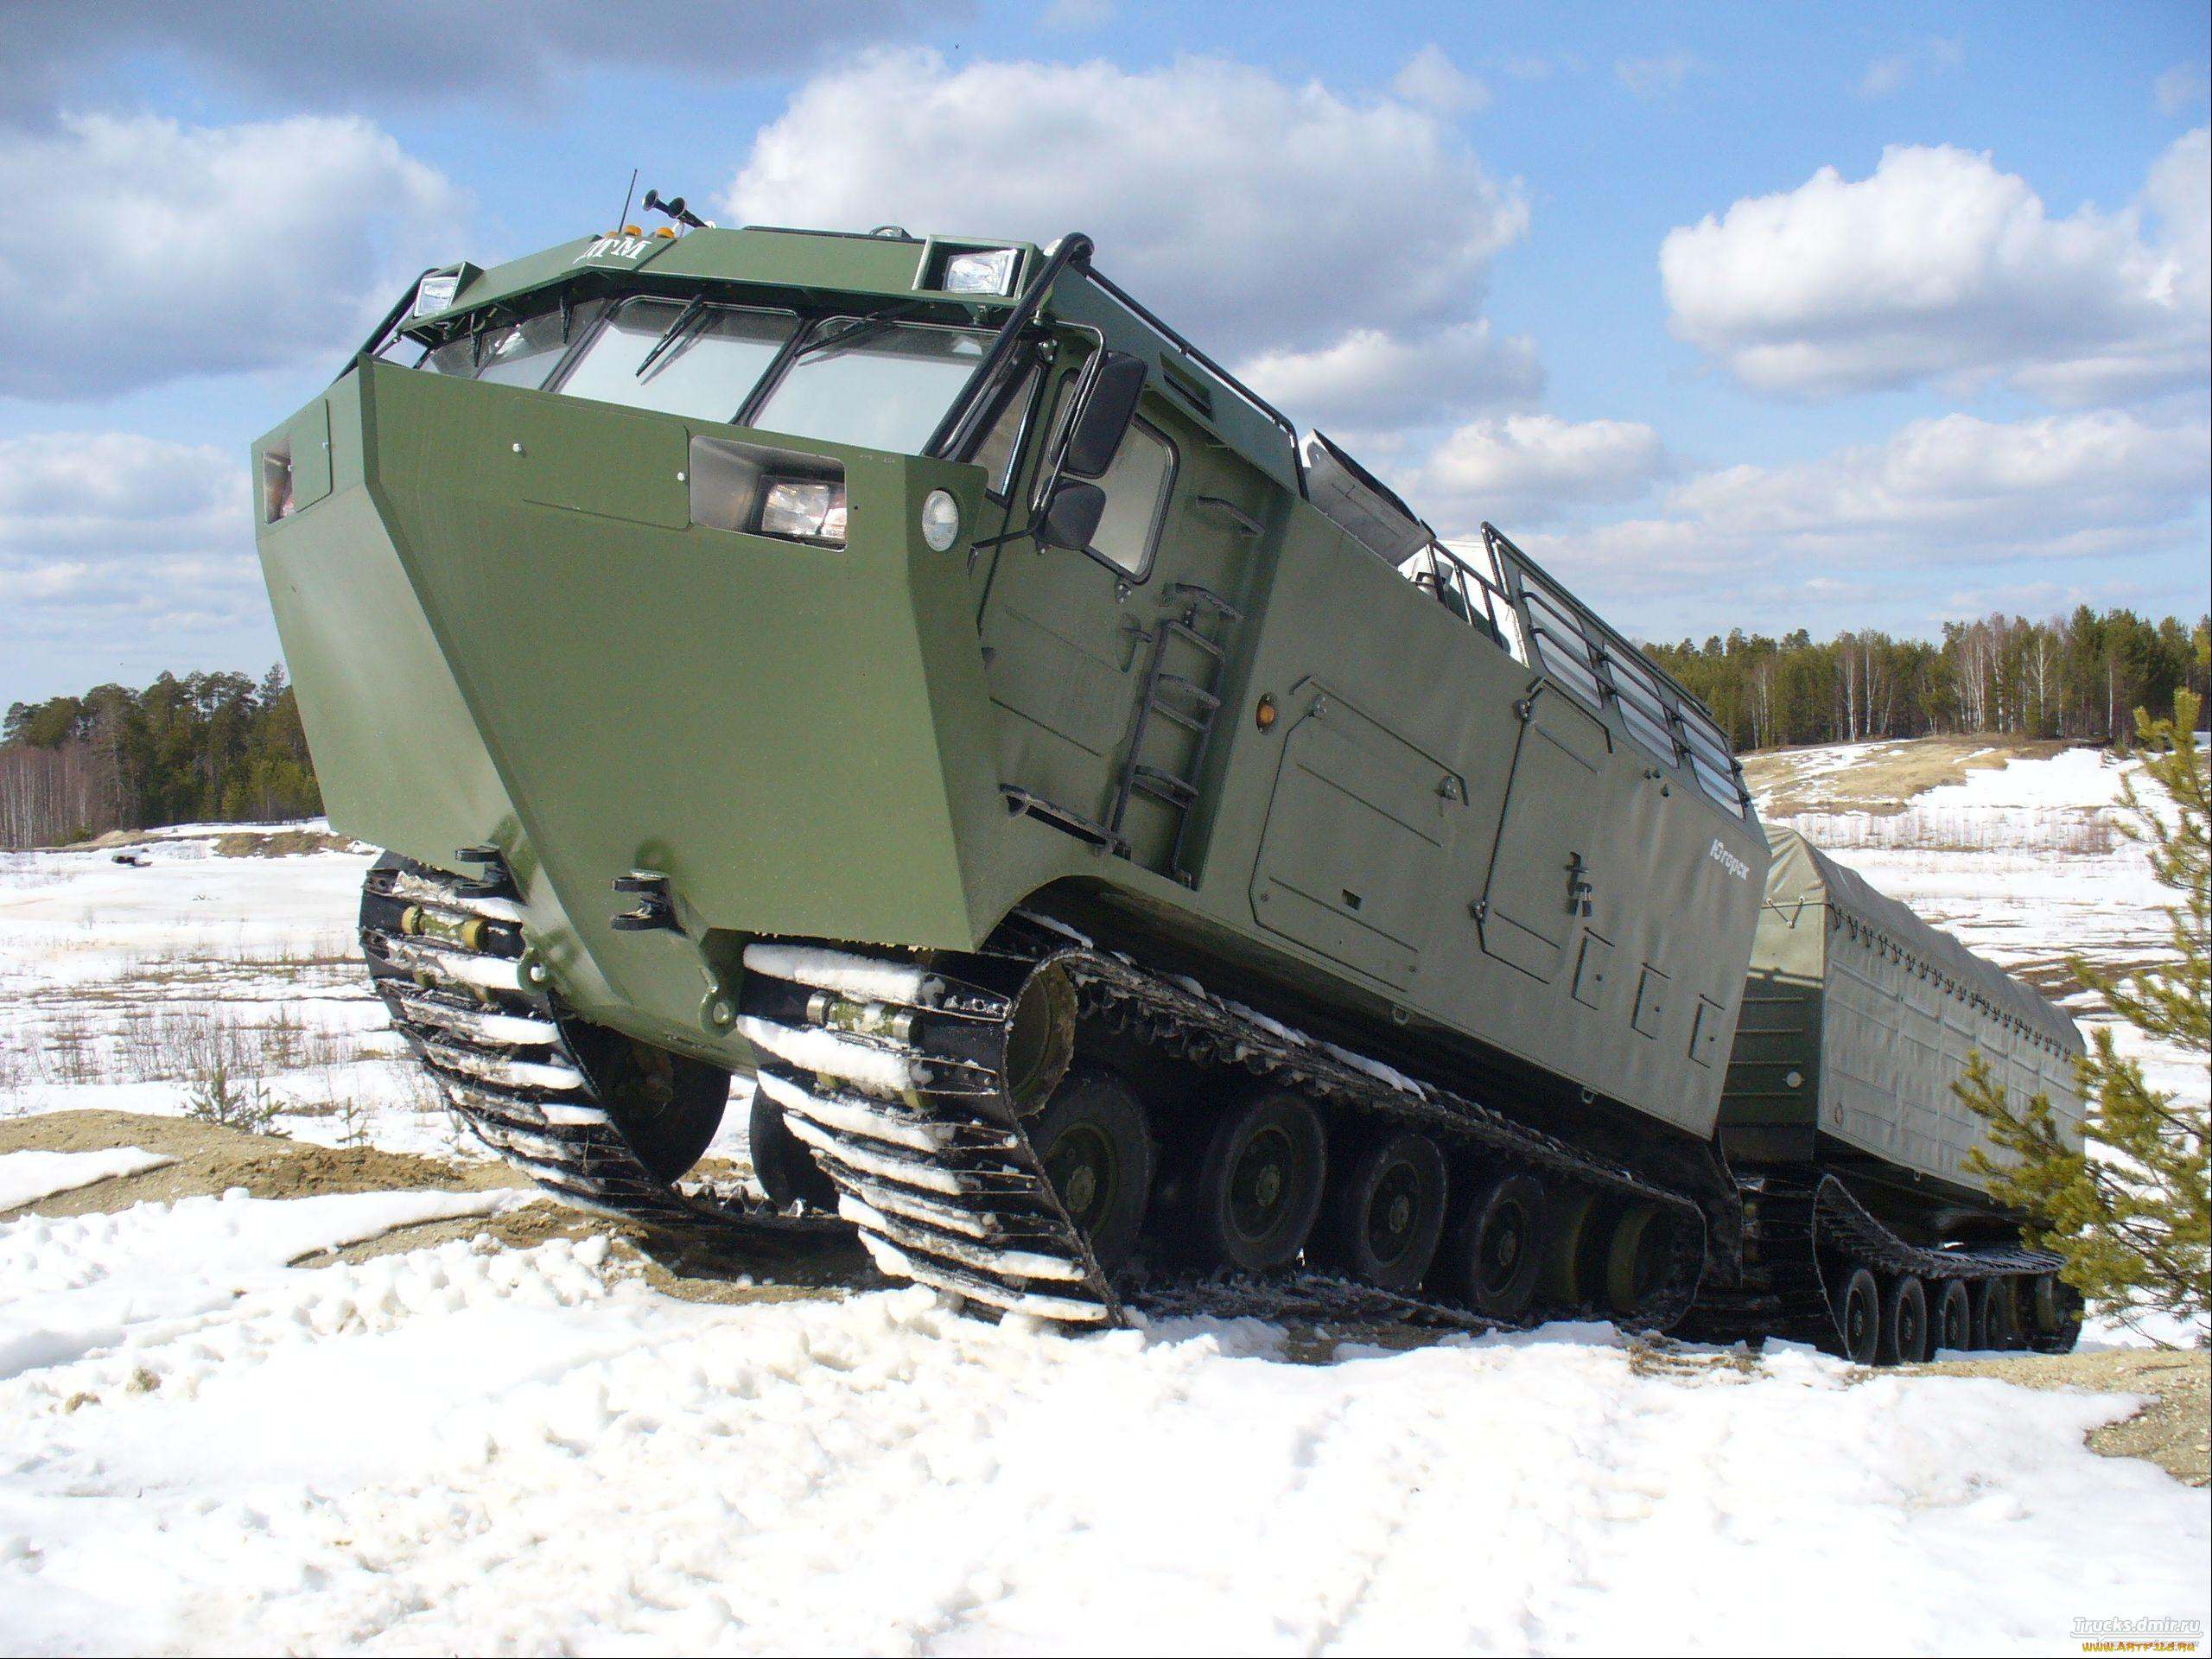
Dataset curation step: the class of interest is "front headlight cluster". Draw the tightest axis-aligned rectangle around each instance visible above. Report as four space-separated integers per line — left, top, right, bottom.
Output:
686 436 964 555
758 478 848 546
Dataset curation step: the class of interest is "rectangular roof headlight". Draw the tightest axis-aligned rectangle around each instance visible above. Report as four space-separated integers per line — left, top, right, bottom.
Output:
942 248 1017 296
413 272 461 316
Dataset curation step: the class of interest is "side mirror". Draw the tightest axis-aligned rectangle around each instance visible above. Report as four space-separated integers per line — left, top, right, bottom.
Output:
1034 480 1106 551
1061 351 1147 480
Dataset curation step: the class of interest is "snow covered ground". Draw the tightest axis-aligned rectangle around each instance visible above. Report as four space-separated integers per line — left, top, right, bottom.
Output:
0 827 443 1156
0 824 757 1168
1 748 2208 1655
1 1148 2203 1656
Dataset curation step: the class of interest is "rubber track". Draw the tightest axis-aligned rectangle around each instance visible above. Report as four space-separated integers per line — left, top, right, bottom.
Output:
741 912 1712 1332
1683 1165 2079 1354
359 855 841 1244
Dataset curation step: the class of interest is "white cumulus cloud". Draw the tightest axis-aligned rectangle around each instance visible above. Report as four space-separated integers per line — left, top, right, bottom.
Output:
1525 410 2209 613
1659 130 2211 404
0 433 245 553
0 113 466 401
0 432 270 699
1392 46 1489 115
0 2 968 116
1662 410 2207 551
1859 36 1961 99
2155 61 2207 116
722 50 1529 359
1236 321 1541 435
1396 414 1673 528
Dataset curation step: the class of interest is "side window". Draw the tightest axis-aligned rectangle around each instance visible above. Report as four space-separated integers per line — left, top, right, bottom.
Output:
408 302 606 385
1087 417 1176 577
1458 537 1528 664
969 365 1041 498
1517 575 1604 710
474 302 606 387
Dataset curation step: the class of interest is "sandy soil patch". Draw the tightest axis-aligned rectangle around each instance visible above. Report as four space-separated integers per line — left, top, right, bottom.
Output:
0 1109 524 1217
1743 734 2085 817
1910 1347 2210 1486
0 1108 865 1301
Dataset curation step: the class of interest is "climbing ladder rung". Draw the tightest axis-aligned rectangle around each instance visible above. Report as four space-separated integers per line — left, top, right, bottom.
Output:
1156 673 1221 710
1163 619 1225 659
1133 766 1200 804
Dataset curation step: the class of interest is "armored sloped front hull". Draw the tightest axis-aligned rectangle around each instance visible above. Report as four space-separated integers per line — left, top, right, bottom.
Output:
260 359 1051 1071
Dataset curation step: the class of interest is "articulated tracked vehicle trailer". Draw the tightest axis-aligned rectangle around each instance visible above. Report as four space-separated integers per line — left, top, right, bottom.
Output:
253 213 2083 1362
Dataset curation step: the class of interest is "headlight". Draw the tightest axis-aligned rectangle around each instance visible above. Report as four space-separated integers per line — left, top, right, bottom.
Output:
413 272 461 316
920 489 961 552
942 248 1017 296
758 478 848 546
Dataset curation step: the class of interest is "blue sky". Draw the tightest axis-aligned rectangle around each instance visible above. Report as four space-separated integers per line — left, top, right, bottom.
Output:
2 0 2205 707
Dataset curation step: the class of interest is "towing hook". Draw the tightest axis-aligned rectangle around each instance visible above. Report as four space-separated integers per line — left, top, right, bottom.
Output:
611 869 682 933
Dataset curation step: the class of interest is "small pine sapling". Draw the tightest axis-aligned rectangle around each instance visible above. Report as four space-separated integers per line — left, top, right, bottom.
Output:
1958 690 2209 1343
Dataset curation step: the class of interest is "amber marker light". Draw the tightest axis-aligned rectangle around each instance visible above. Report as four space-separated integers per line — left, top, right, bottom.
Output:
1255 694 1277 731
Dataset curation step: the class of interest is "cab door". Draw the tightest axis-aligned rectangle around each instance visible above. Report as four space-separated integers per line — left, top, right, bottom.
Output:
980 368 1262 878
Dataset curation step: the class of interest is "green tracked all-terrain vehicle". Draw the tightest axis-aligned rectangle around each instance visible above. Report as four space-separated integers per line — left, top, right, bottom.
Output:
252 209 2085 1360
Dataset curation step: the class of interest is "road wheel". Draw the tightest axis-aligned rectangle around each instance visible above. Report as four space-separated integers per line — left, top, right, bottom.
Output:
1603 1201 1679 1325
1976 1277 2023 1351
563 1020 727 1184
1031 1067 1154 1275
1441 1170 1547 1321
1540 1187 1599 1305
1933 1279 1973 1353
1312 1128 1448 1293
2024 1273 2063 1343
1834 1265 1880 1363
1188 1090 1327 1272
1878 1274 1929 1366
748 1088 836 1211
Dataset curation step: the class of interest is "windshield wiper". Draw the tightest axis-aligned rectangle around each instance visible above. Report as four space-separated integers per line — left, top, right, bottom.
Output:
785 301 937 365
634 296 709 379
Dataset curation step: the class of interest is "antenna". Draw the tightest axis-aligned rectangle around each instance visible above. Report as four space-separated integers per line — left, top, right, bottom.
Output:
613 168 639 234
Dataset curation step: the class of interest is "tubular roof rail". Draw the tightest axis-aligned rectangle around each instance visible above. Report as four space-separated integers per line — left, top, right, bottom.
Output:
1079 264 1306 499
1481 522 1733 738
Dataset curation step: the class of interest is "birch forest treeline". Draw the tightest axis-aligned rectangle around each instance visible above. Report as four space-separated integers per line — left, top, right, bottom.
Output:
1 668 320 849
1643 607 2209 753
2 606 2206 847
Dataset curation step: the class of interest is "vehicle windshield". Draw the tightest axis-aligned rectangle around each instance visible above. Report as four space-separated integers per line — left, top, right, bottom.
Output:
747 319 992 454
550 297 798 422
391 296 1001 460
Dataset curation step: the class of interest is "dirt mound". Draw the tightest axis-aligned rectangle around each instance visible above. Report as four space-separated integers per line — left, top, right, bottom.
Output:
0 1109 526 1219
211 828 363 858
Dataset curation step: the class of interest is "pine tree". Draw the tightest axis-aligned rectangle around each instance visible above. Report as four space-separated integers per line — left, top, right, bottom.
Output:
1958 689 2209 1343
